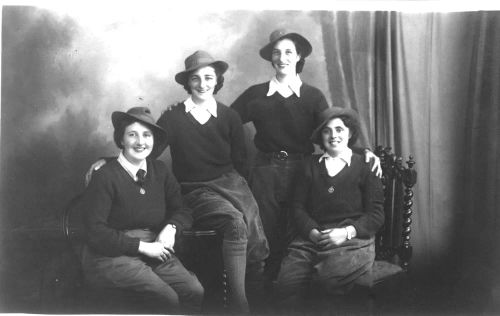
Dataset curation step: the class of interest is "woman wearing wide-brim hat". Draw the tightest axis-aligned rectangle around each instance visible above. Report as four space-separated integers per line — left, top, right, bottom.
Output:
231 29 382 281
81 106 204 314
157 49 270 313
86 51 270 313
275 107 384 311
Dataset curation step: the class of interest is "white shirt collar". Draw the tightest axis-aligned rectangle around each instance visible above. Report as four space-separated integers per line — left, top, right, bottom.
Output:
267 75 302 98
117 152 147 181
318 148 353 166
184 96 218 118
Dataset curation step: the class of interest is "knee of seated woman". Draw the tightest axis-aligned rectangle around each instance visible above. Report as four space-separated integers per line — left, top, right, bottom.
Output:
222 217 248 242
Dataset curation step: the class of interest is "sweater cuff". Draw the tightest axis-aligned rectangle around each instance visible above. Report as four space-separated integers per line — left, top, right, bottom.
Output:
123 237 141 256
300 219 319 240
351 223 372 239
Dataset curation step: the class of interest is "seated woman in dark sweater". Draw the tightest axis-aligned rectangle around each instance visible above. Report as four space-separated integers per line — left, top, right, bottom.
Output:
81 107 203 314
275 107 384 309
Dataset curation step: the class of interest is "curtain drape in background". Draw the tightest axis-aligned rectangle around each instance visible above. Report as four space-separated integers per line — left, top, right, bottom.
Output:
320 13 499 306
462 11 500 309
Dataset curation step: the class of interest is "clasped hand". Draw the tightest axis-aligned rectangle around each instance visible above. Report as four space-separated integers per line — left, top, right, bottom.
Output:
138 241 174 263
139 225 176 263
309 228 347 250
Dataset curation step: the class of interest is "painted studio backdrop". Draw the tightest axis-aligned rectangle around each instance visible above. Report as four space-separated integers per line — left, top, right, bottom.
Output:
1 5 500 312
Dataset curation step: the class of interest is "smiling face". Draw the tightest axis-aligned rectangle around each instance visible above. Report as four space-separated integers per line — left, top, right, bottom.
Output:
321 117 352 156
187 66 217 104
121 121 154 165
271 38 301 78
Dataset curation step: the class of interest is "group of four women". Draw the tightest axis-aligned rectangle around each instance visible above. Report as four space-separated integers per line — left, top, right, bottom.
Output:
81 29 385 314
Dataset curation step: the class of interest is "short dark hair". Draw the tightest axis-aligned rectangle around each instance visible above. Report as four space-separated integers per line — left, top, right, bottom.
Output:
113 118 133 149
318 115 360 151
270 36 306 74
182 66 225 95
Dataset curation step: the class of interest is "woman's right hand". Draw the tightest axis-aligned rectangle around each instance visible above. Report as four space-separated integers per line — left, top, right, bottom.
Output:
309 228 322 244
138 241 173 262
164 103 180 112
84 159 107 187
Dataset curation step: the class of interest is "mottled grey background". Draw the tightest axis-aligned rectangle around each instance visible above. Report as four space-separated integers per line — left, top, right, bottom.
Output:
1 7 330 229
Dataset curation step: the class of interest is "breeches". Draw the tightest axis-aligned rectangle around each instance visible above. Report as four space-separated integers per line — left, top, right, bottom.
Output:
182 171 269 265
249 152 303 272
81 229 203 313
276 236 375 300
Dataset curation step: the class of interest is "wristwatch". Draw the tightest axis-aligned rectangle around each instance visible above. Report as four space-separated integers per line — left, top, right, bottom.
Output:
168 224 177 230
345 226 355 240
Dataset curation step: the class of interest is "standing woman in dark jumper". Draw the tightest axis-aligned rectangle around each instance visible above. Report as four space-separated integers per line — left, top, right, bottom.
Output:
231 29 382 280
275 107 384 309
81 107 203 314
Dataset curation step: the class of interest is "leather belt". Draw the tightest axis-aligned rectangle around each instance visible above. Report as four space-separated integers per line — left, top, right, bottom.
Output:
261 150 305 161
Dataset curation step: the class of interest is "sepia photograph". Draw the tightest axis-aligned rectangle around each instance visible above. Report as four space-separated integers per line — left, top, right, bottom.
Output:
1 0 499 314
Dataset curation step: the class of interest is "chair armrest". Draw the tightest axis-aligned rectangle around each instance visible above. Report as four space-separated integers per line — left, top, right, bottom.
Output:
182 230 217 237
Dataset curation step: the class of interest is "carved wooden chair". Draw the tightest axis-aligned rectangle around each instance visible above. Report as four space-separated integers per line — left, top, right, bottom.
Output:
355 146 417 286
374 146 417 271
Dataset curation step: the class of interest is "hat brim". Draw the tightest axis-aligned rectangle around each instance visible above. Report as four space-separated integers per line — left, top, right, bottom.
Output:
111 111 168 159
175 60 229 85
259 33 312 61
311 107 360 146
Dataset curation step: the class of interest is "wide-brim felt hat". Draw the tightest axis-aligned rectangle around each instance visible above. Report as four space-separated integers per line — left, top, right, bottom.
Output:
311 107 360 146
259 29 312 61
175 50 229 85
112 106 168 159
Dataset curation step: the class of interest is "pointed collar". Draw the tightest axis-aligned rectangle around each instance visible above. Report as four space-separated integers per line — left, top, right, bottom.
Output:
318 148 353 166
117 152 147 181
267 75 302 98
184 96 218 117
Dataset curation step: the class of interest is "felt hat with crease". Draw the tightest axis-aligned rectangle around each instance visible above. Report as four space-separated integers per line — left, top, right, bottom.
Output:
112 106 168 159
259 29 312 61
175 50 228 85
311 107 360 147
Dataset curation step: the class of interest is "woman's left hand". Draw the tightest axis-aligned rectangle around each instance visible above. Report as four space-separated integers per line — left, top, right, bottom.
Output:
317 228 347 249
156 224 177 253
364 149 382 178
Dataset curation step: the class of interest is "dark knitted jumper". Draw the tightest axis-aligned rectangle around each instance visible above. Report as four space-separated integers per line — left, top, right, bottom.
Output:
231 82 329 154
293 153 385 239
83 159 192 257
156 102 246 184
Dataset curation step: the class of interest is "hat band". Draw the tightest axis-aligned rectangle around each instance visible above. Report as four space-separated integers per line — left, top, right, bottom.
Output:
185 57 215 69
126 113 156 125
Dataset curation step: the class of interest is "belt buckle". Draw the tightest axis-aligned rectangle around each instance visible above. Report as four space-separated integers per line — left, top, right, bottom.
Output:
276 150 288 161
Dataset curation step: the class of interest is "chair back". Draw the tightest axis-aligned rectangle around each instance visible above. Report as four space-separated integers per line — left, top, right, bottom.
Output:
62 194 86 260
375 146 417 271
